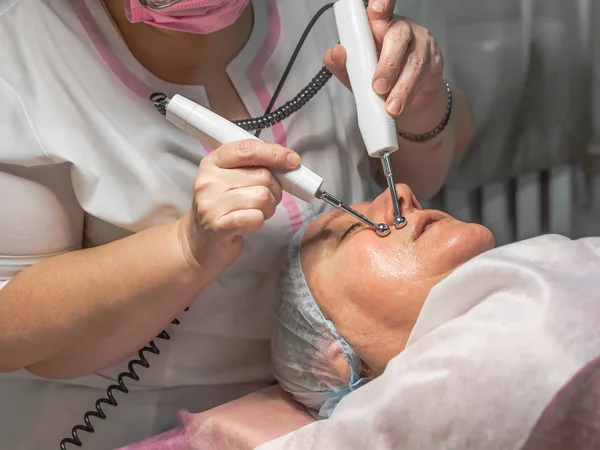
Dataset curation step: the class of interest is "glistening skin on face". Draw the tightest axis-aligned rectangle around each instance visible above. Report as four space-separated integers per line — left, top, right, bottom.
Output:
300 184 495 377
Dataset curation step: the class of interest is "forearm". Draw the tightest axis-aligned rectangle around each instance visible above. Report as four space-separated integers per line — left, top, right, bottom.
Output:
389 83 474 200
0 220 209 378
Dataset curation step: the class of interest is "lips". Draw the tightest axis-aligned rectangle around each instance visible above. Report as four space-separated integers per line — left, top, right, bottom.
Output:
413 212 448 240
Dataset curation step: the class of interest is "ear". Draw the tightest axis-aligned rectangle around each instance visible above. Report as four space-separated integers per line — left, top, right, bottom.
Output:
323 342 352 385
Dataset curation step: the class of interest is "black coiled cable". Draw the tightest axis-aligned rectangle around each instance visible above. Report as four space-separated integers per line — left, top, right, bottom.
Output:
59 310 188 450
232 66 333 133
151 2 336 139
60 3 341 449
151 65 332 134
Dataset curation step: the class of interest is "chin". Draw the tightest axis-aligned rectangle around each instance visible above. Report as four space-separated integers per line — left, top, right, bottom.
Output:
434 220 495 268
467 222 495 251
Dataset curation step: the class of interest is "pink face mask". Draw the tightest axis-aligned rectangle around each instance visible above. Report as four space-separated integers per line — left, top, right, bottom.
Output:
124 0 251 34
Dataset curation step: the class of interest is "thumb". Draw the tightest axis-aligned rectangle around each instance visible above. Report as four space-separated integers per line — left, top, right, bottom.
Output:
324 44 352 91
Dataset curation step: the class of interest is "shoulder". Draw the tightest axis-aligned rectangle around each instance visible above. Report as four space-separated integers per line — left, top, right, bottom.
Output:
0 0 81 76
0 0 58 27
410 233 600 343
0 0 18 16
452 233 600 303
0 0 89 166
480 234 600 273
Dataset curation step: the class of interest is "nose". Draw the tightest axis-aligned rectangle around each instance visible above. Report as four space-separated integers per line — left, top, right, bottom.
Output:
395 183 421 213
372 183 420 225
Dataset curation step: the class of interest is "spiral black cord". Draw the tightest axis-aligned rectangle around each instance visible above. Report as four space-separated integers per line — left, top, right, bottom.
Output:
59 310 188 450
61 1 373 447
243 2 335 138
151 65 332 134
150 3 336 138
251 0 370 137
233 66 333 134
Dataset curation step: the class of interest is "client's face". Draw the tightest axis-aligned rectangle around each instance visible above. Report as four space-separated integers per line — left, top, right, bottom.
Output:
301 184 494 375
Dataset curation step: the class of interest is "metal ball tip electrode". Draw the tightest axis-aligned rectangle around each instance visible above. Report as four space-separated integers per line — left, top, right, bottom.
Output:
164 95 392 239
318 191 392 237
375 223 391 237
394 216 407 229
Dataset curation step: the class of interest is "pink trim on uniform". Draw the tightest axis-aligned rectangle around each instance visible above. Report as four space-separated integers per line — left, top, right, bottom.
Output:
71 0 303 229
71 0 218 159
246 0 304 230
70 0 154 99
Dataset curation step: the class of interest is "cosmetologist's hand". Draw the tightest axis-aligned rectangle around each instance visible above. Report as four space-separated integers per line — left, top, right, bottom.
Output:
177 140 300 278
325 0 446 126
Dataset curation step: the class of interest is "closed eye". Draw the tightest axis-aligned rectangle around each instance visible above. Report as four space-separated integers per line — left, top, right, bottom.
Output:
337 222 364 246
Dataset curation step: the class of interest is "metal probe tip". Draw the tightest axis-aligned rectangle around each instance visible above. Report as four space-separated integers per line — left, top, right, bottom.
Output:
394 216 407 229
318 190 390 237
380 151 407 230
375 223 391 237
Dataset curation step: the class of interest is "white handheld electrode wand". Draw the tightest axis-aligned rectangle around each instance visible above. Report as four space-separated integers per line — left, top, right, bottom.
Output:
165 95 391 236
334 0 406 229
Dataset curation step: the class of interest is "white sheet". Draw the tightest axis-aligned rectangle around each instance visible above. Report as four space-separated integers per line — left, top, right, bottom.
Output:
258 235 600 450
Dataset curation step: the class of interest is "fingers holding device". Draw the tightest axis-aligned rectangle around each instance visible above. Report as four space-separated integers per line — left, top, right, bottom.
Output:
158 0 412 244
166 95 324 205
332 0 407 229
181 138 299 273
165 95 391 273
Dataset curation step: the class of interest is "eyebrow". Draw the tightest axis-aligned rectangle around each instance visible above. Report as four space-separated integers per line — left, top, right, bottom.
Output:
320 209 345 230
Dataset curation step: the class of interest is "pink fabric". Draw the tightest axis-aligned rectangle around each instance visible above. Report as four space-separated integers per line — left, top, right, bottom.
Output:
72 0 305 230
117 425 189 450
117 386 315 450
124 0 250 35
247 0 303 231
70 0 153 99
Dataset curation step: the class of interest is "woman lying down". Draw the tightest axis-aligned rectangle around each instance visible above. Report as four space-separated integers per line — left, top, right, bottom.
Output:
260 183 600 450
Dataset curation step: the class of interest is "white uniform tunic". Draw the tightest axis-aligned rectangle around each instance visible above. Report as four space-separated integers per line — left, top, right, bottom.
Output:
0 0 376 448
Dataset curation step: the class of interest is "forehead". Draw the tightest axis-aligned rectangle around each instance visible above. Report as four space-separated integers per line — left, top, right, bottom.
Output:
301 210 344 259
304 211 347 246
319 209 345 230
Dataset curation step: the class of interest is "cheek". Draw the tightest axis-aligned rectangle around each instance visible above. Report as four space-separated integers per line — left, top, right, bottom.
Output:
341 236 424 284
417 221 494 274
327 240 425 325
329 245 429 372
